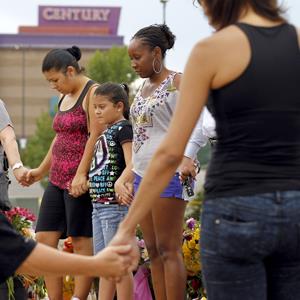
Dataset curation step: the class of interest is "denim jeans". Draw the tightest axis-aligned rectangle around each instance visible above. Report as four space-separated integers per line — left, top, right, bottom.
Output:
201 191 300 300
92 203 128 254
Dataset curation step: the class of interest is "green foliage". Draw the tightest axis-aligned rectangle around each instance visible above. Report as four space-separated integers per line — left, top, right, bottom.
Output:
21 112 55 188
22 112 54 168
197 143 212 167
185 191 204 221
87 46 137 84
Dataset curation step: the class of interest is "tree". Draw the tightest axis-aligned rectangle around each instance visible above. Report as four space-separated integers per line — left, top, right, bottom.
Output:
21 112 55 188
87 46 137 84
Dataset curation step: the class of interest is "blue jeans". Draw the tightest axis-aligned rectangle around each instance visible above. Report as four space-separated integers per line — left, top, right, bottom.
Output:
201 191 300 300
92 203 128 254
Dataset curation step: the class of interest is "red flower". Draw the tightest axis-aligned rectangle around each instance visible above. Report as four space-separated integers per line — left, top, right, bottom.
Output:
3 207 36 222
63 237 74 253
191 278 200 291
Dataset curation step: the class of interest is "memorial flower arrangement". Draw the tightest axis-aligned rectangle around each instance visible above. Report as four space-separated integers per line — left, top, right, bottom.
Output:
183 217 206 300
2 207 47 300
135 219 206 300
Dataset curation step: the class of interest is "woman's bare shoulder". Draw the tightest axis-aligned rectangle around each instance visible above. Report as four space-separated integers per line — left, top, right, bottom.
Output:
190 25 251 89
201 25 246 48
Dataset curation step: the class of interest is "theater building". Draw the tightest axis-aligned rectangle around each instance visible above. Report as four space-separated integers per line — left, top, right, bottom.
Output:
0 5 123 143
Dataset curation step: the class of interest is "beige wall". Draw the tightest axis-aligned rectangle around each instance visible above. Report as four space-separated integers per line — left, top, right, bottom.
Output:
0 47 96 138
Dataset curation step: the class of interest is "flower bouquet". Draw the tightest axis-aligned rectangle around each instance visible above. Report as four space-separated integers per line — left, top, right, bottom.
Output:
183 217 206 300
134 220 206 299
1 207 47 300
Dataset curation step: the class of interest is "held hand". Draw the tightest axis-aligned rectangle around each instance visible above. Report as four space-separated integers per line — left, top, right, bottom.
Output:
25 168 43 185
95 245 134 279
178 156 198 182
115 178 134 206
69 173 89 197
109 227 140 273
14 167 30 187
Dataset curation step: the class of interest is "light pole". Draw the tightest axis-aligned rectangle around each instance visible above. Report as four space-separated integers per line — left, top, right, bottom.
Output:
21 47 25 141
160 0 169 24
14 44 27 149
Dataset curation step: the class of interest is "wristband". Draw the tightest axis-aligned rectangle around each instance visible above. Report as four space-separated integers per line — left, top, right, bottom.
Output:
12 162 23 171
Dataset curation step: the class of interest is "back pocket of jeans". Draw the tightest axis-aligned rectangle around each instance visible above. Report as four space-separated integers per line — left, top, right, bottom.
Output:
216 217 261 260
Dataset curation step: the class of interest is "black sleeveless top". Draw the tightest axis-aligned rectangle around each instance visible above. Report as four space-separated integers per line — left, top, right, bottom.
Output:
205 23 300 199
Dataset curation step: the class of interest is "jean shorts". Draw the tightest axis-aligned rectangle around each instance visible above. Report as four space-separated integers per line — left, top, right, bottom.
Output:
133 172 192 201
92 203 128 254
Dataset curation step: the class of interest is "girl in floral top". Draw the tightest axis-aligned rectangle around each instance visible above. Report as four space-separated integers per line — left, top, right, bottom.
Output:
116 24 198 300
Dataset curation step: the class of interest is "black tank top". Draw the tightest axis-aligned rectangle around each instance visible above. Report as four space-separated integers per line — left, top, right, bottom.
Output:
205 23 300 199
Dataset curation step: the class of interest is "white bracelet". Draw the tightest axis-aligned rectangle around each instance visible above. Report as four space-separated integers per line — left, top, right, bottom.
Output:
12 162 23 171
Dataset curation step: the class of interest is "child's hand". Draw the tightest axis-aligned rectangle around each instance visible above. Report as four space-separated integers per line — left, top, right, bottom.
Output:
69 173 89 197
115 178 133 206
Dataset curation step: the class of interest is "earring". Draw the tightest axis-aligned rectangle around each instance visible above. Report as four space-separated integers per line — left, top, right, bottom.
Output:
152 58 162 74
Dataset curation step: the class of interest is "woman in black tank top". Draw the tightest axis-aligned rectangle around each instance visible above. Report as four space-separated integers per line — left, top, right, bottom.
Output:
110 1 300 300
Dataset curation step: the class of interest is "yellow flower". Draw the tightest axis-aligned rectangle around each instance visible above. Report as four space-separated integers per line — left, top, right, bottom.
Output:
188 239 196 249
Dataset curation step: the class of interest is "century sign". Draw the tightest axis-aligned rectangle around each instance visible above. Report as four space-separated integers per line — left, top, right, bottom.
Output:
42 7 111 22
38 6 121 35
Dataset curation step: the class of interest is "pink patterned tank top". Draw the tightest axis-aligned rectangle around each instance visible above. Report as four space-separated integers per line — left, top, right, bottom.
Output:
49 80 93 189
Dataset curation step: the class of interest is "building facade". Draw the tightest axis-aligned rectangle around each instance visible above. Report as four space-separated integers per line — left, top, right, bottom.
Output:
0 5 124 141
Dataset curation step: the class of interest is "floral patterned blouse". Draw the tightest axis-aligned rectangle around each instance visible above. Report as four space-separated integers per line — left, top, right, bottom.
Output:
130 72 179 176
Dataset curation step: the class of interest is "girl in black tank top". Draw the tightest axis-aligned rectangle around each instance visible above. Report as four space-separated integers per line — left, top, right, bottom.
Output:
205 22 300 198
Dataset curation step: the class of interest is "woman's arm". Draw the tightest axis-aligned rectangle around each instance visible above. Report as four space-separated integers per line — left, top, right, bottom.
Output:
115 142 134 206
17 242 135 278
70 85 106 197
37 136 55 175
0 126 22 168
0 126 29 184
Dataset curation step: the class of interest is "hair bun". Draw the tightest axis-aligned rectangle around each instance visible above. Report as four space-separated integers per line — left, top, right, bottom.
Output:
66 46 82 61
159 24 175 49
120 83 129 96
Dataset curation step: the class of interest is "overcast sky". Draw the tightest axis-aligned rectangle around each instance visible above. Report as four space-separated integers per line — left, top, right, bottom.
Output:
1 0 299 72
